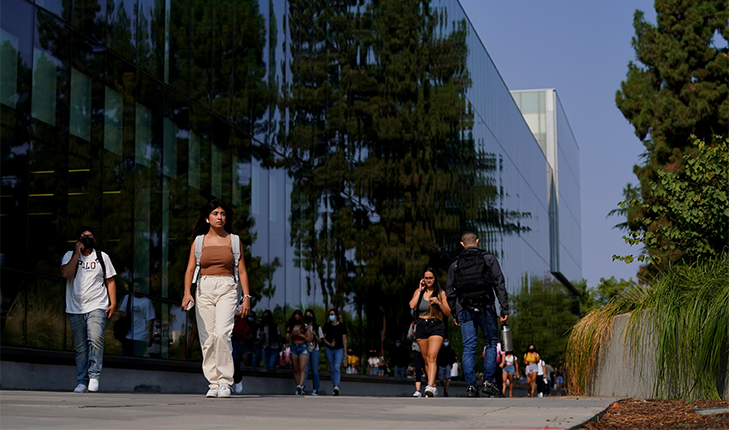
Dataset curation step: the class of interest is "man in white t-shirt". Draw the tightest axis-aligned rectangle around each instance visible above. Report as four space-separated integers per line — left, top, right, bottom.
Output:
119 279 156 357
60 226 117 394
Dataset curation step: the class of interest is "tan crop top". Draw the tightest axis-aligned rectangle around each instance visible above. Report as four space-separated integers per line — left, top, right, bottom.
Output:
200 246 234 276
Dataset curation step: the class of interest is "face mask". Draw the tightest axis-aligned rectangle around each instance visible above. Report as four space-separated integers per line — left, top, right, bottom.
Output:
443 342 449 347
529 348 535 352
395 342 401 347
247 317 255 322
305 315 314 323
79 236 95 249
328 315 336 322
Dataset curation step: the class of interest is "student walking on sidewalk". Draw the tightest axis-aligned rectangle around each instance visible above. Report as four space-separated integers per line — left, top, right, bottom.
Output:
182 199 251 398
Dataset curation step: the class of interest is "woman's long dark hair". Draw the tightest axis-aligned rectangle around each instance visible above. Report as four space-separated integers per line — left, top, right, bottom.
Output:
424 267 441 298
304 308 319 331
191 199 234 239
286 309 304 332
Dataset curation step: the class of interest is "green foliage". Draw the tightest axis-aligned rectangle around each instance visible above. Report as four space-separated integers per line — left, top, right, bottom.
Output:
615 0 729 278
613 135 729 274
566 254 729 400
509 276 581 365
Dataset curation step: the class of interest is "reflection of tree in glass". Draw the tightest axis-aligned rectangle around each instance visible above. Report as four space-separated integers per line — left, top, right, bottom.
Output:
279 0 528 342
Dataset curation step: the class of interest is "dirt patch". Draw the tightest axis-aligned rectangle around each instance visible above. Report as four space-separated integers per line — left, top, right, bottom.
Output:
582 398 729 429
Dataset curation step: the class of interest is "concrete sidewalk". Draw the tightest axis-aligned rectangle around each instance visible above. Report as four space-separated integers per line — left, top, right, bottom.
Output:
0 390 620 430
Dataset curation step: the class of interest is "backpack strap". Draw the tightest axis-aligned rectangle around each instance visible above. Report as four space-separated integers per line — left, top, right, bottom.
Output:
96 250 108 287
73 249 108 287
230 234 240 283
230 234 242 302
192 235 205 284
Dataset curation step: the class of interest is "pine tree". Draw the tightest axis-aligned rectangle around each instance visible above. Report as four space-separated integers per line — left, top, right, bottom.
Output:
615 0 729 277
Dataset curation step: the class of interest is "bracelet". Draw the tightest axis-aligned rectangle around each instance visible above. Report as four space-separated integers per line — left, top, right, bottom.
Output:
242 294 253 300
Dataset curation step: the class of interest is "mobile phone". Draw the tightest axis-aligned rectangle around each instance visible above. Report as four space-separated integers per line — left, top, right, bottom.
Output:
185 301 195 311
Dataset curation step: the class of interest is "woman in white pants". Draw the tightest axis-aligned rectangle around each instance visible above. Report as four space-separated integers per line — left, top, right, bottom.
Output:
183 199 251 398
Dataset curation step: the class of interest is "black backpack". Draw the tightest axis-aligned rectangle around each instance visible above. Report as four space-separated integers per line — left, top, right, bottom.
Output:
453 249 493 310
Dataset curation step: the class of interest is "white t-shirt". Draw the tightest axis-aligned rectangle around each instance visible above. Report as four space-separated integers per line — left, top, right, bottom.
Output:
119 295 156 341
62 250 117 314
504 354 516 366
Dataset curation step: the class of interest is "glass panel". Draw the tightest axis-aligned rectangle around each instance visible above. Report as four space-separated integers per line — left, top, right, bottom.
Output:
163 117 177 178
188 131 200 189
137 0 164 78
31 48 58 126
0 29 18 108
73 0 107 44
35 0 73 22
211 142 221 198
104 87 123 155
107 0 136 62
135 103 152 166
70 68 92 141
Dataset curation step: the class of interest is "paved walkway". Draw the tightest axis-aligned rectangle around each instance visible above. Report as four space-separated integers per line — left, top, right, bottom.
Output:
0 390 620 430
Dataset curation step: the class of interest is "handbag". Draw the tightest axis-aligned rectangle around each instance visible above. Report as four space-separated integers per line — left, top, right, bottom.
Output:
113 294 132 340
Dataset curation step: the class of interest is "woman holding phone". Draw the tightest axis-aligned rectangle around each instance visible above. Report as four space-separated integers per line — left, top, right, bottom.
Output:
409 267 451 397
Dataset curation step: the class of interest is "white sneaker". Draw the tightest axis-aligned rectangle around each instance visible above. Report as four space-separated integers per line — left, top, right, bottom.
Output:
73 384 88 393
311 390 319 396
88 378 99 392
424 385 437 397
412 390 422 397
538 392 543 398
233 381 243 394
218 384 231 398
206 387 219 398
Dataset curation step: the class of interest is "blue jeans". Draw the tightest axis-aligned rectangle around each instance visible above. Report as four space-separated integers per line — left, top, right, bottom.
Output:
325 347 343 387
304 348 321 391
263 348 279 370
68 309 107 385
457 307 498 386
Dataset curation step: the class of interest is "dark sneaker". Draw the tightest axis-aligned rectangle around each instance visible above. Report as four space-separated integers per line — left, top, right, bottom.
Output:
482 380 502 397
333 386 340 396
466 384 480 397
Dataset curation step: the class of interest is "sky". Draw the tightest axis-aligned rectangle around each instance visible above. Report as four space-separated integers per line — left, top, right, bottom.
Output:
457 0 659 288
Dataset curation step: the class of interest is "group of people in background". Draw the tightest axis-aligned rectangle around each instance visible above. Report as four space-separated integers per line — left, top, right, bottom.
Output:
61 199 559 399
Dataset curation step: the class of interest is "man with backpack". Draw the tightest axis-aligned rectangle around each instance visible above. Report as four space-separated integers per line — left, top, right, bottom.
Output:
60 226 117 393
446 230 509 398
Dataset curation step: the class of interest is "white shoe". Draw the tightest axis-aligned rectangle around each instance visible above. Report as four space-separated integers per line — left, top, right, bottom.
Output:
206 387 219 398
73 384 88 393
233 381 243 394
311 390 319 396
88 378 99 392
538 392 543 398
218 384 231 398
424 385 437 397
412 390 422 397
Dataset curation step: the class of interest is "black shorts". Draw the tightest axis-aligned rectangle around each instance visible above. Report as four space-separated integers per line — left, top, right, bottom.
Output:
415 318 446 339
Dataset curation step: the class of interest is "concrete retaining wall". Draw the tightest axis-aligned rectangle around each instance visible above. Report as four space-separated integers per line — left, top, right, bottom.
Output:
590 313 655 397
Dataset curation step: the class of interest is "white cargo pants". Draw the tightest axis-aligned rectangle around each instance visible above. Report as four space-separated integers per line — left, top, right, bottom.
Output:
195 275 238 388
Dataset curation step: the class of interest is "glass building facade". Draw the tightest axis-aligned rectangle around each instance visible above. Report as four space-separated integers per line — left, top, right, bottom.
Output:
1 0 581 361
512 89 582 290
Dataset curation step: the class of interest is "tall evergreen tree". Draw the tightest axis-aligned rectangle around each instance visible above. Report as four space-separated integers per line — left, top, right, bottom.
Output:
281 0 494 342
615 0 729 277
